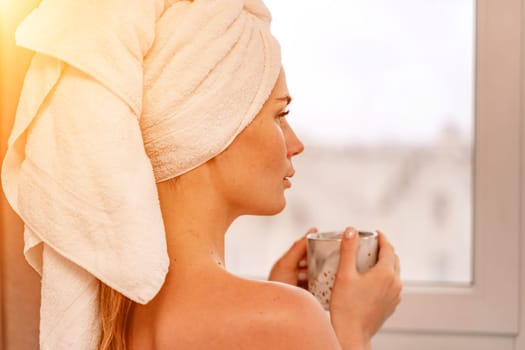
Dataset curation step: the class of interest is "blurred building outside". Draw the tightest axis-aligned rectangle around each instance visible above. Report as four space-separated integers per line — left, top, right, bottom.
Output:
226 123 472 284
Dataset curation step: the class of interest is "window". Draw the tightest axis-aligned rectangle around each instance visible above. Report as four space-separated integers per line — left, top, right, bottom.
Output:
226 0 521 347
227 0 474 285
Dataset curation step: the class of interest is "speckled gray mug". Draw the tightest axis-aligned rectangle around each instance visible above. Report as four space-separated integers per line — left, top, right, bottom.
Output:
306 231 378 310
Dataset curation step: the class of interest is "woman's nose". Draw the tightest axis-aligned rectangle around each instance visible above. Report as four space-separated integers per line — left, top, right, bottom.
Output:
286 124 304 158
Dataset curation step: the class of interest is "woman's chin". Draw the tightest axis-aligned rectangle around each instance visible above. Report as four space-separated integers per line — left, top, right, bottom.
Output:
269 196 288 215
248 197 287 216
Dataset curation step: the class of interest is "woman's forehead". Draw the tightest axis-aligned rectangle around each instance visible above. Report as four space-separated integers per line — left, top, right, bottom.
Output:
270 70 290 102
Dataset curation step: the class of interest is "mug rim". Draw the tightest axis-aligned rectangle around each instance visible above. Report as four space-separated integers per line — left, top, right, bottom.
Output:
306 230 377 241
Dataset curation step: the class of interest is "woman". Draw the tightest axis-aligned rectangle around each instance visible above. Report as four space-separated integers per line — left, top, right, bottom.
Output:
120 69 402 349
3 0 401 349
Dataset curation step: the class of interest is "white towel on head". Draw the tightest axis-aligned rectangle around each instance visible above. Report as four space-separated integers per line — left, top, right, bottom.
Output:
142 0 281 181
1 0 281 349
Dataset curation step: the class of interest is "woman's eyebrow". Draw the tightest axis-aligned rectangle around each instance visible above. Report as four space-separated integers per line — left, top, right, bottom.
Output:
276 95 292 105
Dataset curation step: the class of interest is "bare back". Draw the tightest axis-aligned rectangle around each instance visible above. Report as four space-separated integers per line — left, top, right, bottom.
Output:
126 266 341 350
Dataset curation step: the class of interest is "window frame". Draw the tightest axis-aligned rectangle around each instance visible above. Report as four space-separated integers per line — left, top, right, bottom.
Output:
375 0 521 340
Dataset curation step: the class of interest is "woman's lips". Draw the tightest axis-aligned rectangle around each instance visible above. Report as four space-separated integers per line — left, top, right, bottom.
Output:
284 168 294 188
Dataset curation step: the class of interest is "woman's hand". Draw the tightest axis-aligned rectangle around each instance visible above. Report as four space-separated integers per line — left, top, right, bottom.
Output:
330 227 402 350
268 227 317 288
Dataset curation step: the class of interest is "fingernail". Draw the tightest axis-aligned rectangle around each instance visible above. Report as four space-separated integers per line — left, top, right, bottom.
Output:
298 260 307 268
307 227 318 234
298 272 307 280
345 229 356 239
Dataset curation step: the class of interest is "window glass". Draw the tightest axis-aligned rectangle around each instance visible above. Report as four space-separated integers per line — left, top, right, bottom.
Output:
226 0 474 284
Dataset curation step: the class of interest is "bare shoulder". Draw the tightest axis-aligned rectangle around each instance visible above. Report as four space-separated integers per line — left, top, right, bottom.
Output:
150 271 342 349
231 279 342 350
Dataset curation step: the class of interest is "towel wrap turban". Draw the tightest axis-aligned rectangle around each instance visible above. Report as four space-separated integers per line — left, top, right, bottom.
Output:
1 0 281 348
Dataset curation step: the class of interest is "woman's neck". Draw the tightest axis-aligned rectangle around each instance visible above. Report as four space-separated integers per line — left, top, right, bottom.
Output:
156 172 237 275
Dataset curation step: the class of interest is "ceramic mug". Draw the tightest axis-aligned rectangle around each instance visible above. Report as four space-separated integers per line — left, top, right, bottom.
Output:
306 230 378 309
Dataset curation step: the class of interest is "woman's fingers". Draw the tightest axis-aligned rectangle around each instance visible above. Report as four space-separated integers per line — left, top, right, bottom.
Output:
279 227 317 268
298 256 308 287
331 229 403 342
297 269 308 281
269 227 317 286
394 253 400 275
336 227 360 277
377 230 403 305
376 231 397 271
305 227 319 235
